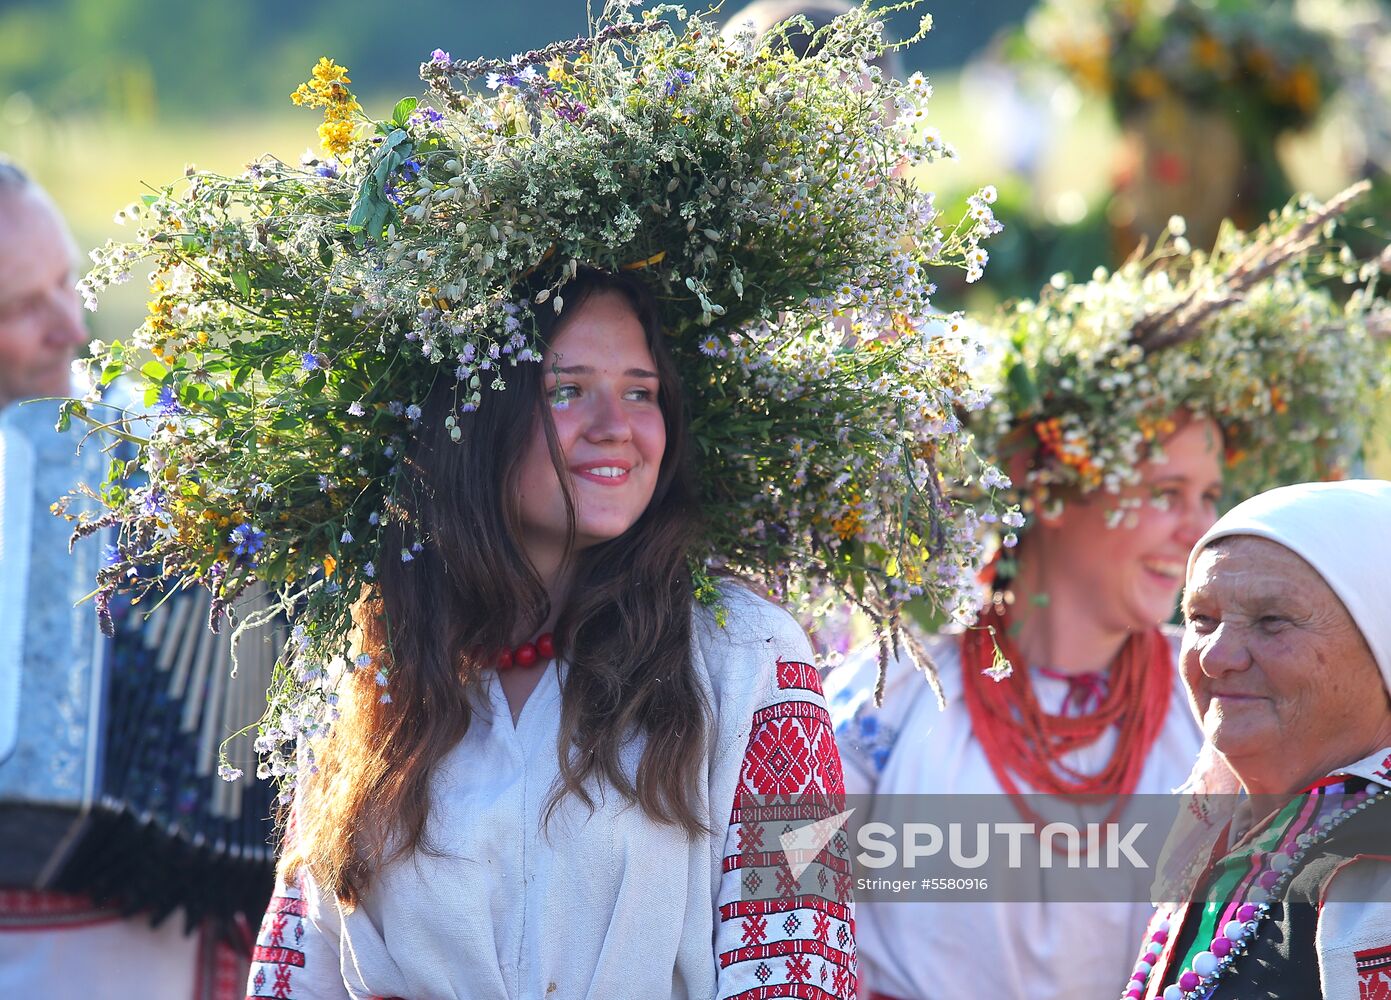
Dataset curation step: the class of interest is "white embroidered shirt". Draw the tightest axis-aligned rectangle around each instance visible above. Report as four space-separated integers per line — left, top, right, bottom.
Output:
247 587 855 1000
826 627 1201 1000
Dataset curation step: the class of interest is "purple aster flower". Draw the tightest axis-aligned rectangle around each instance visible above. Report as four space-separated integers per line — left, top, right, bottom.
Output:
409 107 445 127
665 69 694 97
555 100 588 123
155 384 185 417
430 48 451 64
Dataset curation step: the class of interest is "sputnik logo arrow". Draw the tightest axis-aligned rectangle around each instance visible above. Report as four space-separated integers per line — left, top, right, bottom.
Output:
778 809 856 882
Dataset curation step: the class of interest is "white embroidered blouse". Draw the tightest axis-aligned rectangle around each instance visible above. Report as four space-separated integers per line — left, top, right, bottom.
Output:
246 586 855 1000
826 627 1202 1000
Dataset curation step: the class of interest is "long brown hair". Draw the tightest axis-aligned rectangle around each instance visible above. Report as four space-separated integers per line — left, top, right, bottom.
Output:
287 269 708 906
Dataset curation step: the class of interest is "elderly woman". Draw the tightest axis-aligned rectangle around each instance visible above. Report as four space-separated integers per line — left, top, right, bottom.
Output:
1125 479 1391 1000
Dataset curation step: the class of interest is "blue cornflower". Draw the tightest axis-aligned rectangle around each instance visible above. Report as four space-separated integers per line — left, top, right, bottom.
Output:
399 159 421 183
315 162 339 179
665 69 694 97
301 352 322 372
228 524 267 563
155 384 185 417
486 65 538 90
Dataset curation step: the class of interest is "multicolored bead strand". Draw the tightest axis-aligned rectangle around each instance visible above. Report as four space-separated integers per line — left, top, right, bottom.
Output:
1119 784 1384 1000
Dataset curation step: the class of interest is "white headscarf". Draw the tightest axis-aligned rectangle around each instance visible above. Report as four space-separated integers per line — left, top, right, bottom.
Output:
1187 479 1391 690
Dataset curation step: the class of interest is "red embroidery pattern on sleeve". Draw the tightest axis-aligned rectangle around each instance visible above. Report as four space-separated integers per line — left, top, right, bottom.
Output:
247 880 308 999
1357 945 1391 1000
717 677 855 1000
776 660 824 697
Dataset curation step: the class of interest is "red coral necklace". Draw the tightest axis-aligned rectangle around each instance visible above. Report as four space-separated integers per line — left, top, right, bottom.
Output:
960 606 1173 808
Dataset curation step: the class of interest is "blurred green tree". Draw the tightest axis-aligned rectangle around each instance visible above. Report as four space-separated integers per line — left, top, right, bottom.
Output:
0 0 1028 117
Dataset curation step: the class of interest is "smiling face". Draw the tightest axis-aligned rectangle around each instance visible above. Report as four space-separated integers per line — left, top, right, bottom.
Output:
0 188 87 408
1030 416 1225 633
516 290 667 577
1181 536 1391 794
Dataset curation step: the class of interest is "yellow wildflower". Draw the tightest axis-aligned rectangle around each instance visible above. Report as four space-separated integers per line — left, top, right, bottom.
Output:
547 57 575 84
312 57 350 87
292 57 362 157
318 119 356 158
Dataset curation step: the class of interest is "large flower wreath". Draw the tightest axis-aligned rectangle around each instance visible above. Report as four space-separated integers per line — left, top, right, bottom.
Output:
62 1 1007 788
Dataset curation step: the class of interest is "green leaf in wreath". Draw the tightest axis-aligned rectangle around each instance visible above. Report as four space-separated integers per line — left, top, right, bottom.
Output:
392 97 419 127
140 360 170 383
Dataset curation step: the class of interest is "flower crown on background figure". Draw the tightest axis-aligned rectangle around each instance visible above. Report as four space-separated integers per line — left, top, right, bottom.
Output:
61 0 1011 793
964 183 1390 533
1020 0 1339 133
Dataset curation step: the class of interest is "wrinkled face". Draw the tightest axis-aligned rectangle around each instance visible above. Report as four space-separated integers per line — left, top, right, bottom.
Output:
1182 536 1390 789
1034 417 1224 632
0 189 86 408
516 291 666 573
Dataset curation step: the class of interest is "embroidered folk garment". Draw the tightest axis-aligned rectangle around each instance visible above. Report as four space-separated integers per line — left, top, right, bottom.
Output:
247 587 856 1000
1134 748 1391 1000
827 628 1201 999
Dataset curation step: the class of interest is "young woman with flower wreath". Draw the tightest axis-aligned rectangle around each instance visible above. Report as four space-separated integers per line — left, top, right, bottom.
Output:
829 188 1390 999
245 266 863 999
63 4 1011 998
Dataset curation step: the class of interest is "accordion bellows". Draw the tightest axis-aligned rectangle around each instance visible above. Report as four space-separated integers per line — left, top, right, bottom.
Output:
0 400 276 927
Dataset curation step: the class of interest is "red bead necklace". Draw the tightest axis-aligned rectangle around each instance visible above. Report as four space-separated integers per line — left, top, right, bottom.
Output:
483 633 555 671
960 605 1173 808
